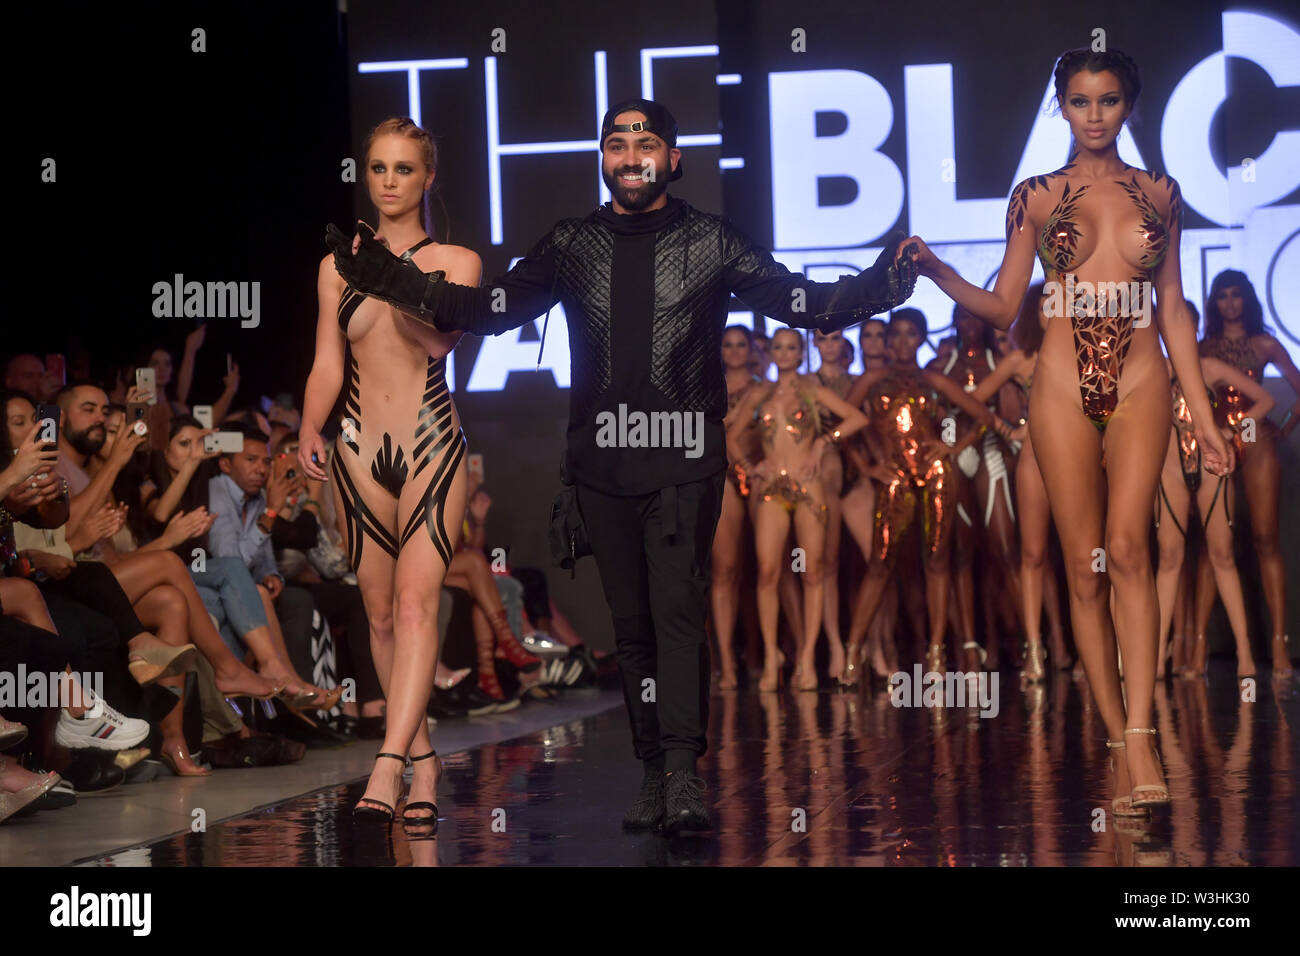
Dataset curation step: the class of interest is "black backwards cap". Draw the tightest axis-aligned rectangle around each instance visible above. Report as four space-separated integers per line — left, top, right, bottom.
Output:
599 97 683 181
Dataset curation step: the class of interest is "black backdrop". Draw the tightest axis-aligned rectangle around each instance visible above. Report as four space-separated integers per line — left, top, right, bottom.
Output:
17 0 1300 653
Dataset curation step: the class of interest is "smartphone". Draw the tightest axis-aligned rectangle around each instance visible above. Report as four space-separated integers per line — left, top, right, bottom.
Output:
193 405 213 429
467 453 484 482
34 403 60 449
135 367 157 405
127 402 148 427
226 353 233 375
44 354 66 386
204 431 245 454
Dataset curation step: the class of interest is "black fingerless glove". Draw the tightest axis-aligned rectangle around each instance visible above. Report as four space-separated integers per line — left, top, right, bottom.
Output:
817 229 920 327
325 222 448 325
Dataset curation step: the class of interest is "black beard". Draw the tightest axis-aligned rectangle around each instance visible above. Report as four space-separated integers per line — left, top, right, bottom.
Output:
602 164 669 211
67 426 105 456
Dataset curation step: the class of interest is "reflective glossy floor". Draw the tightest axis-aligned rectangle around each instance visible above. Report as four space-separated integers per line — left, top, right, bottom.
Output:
79 662 1298 866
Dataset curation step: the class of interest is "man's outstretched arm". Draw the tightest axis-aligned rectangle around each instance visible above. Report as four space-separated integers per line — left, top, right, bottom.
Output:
723 226 916 332
326 221 563 337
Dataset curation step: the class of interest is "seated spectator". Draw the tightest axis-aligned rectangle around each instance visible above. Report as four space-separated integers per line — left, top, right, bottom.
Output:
206 421 341 714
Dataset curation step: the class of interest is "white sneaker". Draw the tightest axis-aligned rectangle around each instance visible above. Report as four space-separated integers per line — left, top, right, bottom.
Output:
55 692 150 751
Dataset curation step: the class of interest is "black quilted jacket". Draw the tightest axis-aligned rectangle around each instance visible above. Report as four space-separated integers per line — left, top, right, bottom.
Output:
429 197 908 494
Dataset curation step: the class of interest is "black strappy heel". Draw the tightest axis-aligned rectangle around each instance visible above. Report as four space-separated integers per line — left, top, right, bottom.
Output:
353 752 407 823
402 751 441 828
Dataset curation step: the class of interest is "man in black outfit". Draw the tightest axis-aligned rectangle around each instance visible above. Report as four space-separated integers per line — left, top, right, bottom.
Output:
328 98 916 836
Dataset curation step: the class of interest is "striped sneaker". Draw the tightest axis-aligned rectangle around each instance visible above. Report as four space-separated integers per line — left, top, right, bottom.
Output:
54 693 149 751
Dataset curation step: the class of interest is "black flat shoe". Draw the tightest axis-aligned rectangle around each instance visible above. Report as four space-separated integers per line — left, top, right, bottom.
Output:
354 752 406 824
401 750 441 831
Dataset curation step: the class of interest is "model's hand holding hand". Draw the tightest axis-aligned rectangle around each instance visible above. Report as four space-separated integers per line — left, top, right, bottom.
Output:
895 236 940 279
1199 425 1235 476
325 220 445 312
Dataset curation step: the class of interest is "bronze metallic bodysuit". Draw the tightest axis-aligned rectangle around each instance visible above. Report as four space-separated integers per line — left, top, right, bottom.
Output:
751 383 826 518
1199 335 1268 438
1017 167 1176 430
863 366 954 567
333 237 467 570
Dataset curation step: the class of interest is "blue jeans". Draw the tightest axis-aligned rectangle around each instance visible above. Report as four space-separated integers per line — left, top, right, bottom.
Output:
191 557 268 658
493 574 526 638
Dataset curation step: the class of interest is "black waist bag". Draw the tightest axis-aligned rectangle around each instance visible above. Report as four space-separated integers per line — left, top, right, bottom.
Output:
548 456 591 576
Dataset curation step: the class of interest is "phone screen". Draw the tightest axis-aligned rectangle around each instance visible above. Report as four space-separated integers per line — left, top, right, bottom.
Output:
35 403 60 448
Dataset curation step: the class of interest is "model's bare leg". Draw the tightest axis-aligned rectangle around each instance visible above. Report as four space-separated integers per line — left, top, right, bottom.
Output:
754 501 794 691
820 453 846 679
792 491 828 688
709 480 746 688
1239 431 1290 674
1030 385 1131 806
1154 432 1190 680
1199 474 1257 677
1100 379 1172 803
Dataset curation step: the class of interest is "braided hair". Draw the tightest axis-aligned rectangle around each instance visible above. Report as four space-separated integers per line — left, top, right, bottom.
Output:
364 117 450 243
1052 47 1141 108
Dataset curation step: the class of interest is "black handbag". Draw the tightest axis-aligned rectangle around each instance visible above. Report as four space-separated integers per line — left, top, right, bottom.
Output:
548 456 591 575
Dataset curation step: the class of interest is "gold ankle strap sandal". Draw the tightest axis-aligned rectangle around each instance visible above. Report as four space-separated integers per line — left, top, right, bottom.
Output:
1124 728 1170 808
1105 741 1148 818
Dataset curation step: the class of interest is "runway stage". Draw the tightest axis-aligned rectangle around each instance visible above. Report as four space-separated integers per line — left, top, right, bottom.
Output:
18 661 1290 868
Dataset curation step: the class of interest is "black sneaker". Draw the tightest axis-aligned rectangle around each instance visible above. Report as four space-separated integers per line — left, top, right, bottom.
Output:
622 769 666 830
459 684 511 717
428 687 468 719
662 771 711 835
